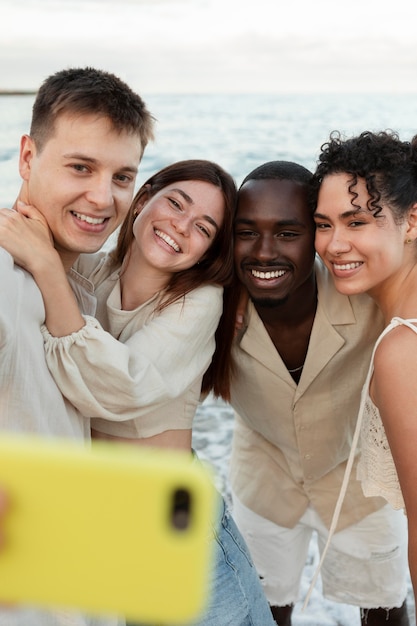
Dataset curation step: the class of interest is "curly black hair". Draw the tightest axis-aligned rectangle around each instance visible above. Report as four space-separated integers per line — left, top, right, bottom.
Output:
311 130 417 222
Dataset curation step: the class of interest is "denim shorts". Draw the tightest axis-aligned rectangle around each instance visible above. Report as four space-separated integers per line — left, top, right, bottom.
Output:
128 495 274 626
189 496 275 626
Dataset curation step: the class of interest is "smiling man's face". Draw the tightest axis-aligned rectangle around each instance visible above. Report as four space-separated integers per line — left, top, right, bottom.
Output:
18 112 142 269
234 178 316 307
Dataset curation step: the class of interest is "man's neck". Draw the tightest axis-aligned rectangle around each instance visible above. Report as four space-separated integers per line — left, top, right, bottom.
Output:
58 250 80 273
255 273 318 374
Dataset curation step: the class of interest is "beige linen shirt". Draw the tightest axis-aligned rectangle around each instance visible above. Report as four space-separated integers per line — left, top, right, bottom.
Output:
0 248 90 440
0 248 121 626
229 257 386 531
42 252 223 437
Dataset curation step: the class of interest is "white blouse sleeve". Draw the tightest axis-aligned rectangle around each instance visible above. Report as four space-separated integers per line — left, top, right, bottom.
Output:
42 285 223 422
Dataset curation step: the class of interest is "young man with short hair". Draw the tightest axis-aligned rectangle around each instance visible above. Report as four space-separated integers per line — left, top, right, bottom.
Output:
0 66 154 626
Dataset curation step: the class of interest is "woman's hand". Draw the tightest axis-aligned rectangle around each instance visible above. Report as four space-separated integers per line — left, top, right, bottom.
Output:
0 200 85 336
0 201 57 274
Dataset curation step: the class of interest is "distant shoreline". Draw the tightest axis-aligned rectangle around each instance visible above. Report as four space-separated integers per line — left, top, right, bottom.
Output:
0 90 36 95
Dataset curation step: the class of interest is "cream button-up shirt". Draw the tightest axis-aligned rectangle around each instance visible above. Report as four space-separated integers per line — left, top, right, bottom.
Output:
229 258 386 531
0 248 122 625
0 247 90 440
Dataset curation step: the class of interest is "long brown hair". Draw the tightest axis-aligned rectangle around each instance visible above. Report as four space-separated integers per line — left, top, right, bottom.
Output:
111 160 238 400
112 159 236 302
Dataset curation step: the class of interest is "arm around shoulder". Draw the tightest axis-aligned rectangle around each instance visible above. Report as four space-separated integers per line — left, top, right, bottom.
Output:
42 284 223 421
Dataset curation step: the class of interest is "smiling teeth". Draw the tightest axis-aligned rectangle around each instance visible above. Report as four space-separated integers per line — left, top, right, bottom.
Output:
251 269 286 279
155 229 181 252
72 211 105 225
334 262 362 270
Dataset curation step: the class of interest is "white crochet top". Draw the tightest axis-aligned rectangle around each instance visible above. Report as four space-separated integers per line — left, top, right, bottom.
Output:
304 316 414 608
355 316 417 510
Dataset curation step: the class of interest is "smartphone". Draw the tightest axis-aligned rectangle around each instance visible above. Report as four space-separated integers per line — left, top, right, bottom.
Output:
0 434 217 624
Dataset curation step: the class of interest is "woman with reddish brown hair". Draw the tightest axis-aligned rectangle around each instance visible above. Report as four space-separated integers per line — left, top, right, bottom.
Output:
1 159 274 626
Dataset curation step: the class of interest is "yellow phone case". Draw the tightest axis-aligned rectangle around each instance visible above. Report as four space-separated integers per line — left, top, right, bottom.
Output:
0 435 217 623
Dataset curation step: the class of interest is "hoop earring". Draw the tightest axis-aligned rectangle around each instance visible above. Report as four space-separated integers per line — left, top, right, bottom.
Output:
405 238 414 244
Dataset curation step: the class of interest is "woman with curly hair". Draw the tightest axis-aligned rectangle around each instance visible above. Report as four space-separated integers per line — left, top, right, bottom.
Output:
312 130 417 609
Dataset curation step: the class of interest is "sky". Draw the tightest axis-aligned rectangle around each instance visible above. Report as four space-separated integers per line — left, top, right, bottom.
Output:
1 0 417 94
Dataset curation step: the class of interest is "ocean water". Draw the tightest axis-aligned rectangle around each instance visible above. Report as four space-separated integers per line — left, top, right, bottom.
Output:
1 92 415 624
2 92 417 204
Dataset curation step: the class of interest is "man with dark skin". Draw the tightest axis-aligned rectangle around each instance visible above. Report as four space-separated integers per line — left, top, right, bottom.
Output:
228 161 410 625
